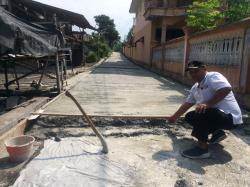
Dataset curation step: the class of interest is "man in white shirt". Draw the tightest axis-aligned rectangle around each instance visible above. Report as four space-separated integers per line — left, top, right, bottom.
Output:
167 61 243 159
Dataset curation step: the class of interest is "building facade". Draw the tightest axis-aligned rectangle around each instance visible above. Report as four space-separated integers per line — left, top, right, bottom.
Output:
125 0 192 71
124 0 250 99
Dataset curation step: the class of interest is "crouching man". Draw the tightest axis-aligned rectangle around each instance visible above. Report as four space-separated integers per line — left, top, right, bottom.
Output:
167 61 243 159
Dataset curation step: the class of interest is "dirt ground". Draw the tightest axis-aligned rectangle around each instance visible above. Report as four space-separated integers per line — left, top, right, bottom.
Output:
1 115 250 186
0 61 96 93
0 61 97 116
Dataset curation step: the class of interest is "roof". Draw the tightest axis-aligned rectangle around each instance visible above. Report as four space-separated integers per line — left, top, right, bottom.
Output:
11 0 96 30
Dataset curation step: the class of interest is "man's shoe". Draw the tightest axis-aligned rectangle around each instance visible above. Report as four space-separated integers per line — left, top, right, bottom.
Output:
209 130 227 144
182 147 210 159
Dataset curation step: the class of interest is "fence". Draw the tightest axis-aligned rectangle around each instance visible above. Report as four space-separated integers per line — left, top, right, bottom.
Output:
151 20 250 92
123 18 250 93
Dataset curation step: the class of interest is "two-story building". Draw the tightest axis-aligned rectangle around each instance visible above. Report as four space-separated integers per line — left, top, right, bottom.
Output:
124 0 193 70
124 0 250 107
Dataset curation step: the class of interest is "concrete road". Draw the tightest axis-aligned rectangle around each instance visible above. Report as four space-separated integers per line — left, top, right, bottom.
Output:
7 53 250 187
43 52 189 117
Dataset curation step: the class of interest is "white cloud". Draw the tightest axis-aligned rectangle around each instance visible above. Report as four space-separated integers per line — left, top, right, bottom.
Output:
34 0 134 40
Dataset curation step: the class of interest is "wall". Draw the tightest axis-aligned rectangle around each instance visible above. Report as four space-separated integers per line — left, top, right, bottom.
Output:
134 0 149 34
125 0 152 66
149 19 250 94
133 23 152 66
188 27 245 91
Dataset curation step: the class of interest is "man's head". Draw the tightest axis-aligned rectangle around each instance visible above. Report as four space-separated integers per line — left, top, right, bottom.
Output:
185 61 207 82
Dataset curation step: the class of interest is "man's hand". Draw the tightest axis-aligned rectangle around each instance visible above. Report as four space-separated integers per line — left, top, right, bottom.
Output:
166 102 194 123
166 115 178 123
195 103 208 113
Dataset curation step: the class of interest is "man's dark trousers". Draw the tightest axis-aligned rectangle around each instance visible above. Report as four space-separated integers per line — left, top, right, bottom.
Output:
185 108 236 142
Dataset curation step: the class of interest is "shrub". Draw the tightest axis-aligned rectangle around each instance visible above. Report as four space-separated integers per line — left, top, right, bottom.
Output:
86 51 100 63
99 42 111 57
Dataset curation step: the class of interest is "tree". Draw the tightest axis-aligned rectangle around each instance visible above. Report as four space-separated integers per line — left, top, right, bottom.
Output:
94 15 120 48
186 0 225 31
225 0 250 23
186 0 250 32
113 41 123 52
126 27 133 42
86 33 111 63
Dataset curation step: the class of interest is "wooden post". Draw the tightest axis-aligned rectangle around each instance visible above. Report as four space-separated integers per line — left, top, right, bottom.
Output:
161 23 168 72
161 45 165 72
4 61 9 91
161 24 167 44
81 31 85 67
69 49 74 74
37 60 48 89
13 62 19 90
63 58 68 86
60 58 64 89
240 27 250 93
55 53 61 93
7 0 12 12
182 26 191 76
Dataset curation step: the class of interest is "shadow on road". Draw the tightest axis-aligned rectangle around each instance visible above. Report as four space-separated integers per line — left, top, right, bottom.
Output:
231 118 250 147
152 131 232 175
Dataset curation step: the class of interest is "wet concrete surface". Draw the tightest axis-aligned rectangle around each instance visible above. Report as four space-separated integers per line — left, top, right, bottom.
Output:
1 116 250 187
1 53 250 186
43 53 189 117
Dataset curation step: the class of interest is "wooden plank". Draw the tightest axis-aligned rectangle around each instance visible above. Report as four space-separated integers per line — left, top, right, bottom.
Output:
39 91 66 110
0 119 29 153
31 111 168 119
0 97 49 136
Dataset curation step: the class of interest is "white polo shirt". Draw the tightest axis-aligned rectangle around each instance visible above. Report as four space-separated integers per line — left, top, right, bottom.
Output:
186 72 243 124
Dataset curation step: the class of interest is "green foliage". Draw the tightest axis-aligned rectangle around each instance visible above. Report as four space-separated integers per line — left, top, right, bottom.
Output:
225 0 250 23
86 33 111 63
126 27 133 41
94 15 121 48
186 0 250 31
98 42 112 57
113 41 123 52
86 51 99 63
186 0 225 31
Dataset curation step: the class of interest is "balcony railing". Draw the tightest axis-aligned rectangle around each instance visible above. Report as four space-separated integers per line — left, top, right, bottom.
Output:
176 0 193 7
144 0 193 10
144 0 193 20
144 0 165 9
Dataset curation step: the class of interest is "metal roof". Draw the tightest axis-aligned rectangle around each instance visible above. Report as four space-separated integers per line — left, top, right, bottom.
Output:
11 0 95 30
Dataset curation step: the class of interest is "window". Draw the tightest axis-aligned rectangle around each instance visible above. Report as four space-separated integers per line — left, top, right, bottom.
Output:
176 0 193 7
155 28 162 43
166 29 184 41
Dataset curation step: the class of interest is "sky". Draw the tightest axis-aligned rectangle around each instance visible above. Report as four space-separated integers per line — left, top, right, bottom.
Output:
35 0 134 41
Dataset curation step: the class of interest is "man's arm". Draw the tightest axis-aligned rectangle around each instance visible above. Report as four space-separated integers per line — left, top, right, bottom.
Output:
167 102 194 123
196 87 231 113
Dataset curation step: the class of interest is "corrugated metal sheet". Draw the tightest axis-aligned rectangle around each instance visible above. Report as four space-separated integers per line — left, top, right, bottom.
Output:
11 0 95 30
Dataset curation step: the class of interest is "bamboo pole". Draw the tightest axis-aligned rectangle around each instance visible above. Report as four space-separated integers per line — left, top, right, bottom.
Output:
65 91 108 154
